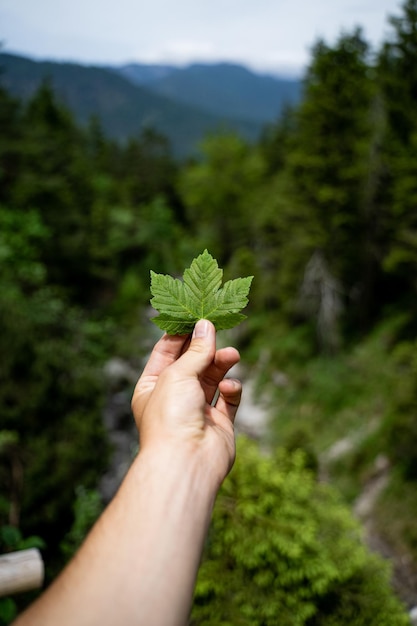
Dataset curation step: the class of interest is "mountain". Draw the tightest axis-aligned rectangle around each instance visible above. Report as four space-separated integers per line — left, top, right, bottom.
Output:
0 53 301 157
117 63 178 86
118 62 302 124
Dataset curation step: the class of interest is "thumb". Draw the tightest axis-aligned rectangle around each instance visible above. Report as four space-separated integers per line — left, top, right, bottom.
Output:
176 319 216 377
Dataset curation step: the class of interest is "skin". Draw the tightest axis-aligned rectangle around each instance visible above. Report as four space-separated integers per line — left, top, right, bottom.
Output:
13 319 241 626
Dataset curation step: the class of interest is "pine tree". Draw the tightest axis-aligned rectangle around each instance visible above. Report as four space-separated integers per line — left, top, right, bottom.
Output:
284 29 381 335
377 0 417 311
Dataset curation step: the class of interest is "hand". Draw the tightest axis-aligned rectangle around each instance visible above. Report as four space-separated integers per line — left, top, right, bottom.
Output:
131 319 242 484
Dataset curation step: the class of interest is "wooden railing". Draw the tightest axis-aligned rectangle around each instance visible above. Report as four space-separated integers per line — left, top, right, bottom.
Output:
0 549 44 597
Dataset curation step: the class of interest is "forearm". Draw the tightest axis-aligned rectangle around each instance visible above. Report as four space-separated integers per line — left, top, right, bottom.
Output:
14 319 239 626
14 446 218 626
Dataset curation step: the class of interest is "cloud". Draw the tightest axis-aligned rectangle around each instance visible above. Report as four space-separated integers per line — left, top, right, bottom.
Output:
138 39 217 65
0 0 403 72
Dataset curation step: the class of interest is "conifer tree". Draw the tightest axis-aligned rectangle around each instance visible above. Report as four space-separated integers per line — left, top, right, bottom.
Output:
284 29 380 335
377 0 417 307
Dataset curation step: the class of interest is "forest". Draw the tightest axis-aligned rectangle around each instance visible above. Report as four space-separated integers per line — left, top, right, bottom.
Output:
2 0 417 623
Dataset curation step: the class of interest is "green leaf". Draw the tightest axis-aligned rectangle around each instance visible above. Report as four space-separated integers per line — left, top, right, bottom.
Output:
150 250 253 334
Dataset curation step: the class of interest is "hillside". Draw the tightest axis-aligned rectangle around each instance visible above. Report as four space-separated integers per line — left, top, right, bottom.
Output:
0 53 262 157
117 62 302 124
3 7 417 620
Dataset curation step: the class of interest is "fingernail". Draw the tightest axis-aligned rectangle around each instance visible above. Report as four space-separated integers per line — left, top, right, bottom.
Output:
193 319 210 338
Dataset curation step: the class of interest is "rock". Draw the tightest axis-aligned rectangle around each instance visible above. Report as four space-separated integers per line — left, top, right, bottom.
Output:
354 472 390 519
230 364 270 439
324 436 355 462
410 606 417 625
100 360 139 501
103 358 138 391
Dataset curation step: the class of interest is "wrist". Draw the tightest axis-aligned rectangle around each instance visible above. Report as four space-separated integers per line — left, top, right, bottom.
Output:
132 440 223 500
136 417 235 490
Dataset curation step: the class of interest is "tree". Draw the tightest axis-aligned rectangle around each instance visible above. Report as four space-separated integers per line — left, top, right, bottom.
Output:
285 30 381 334
0 87 22 206
377 0 417 312
9 82 100 300
378 0 417 147
118 127 179 211
179 133 265 266
0 200 110 574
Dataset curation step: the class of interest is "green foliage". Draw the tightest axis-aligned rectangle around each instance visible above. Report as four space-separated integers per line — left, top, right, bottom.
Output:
0 205 49 289
377 0 417 314
255 314 417 571
0 597 17 625
191 437 409 626
260 316 406 476
374 472 417 568
61 486 103 559
381 338 417 479
179 133 265 263
0 283 111 563
0 76 188 582
3 0 417 609
283 30 380 332
119 129 179 206
378 0 417 146
150 250 253 334
0 525 45 553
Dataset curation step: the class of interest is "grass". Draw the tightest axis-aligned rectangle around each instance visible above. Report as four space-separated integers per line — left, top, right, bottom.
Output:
249 315 414 500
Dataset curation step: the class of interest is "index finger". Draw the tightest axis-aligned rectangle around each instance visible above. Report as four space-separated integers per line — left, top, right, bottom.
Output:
140 332 191 379
200 347 240 404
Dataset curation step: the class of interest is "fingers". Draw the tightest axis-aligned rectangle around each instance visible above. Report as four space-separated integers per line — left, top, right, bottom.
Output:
215 378 242 423
133 319 241 428
132 320 214 417
139 321 239 390
174 320 216 377
140 332 190 379
175 322 241 407
200 346 240 404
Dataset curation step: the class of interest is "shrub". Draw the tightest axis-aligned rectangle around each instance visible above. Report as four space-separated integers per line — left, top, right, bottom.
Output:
191 436 409 626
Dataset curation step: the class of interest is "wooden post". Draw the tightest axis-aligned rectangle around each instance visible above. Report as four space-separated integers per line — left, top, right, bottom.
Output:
0 549 44 597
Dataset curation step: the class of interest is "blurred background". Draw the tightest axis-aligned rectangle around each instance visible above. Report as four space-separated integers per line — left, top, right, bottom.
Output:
1 0 417 623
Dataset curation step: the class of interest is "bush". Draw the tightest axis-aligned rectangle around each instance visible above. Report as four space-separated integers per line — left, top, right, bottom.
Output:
383 340 417 479
191 436 409 626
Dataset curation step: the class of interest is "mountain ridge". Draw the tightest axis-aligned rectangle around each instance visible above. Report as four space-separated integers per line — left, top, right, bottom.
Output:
0 52 301 157
117 61 302 124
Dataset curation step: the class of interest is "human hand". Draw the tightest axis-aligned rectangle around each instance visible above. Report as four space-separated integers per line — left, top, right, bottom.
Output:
131 319 241 484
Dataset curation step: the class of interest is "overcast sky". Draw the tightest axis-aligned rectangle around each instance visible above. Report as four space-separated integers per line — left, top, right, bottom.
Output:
0 0 403 76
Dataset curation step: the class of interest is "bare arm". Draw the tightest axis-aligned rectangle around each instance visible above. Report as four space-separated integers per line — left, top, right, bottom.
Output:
13 319 241 626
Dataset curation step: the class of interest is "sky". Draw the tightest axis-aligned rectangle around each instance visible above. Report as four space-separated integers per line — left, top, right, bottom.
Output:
0 0 403 76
